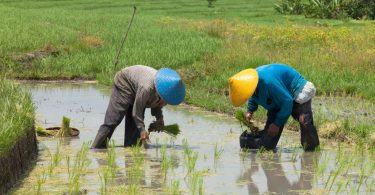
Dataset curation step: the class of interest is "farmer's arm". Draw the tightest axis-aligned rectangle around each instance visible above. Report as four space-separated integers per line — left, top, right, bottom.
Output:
247 97 258 113
151 107 164 129
270 84 293 127
151 107 163 120
132 87 151 133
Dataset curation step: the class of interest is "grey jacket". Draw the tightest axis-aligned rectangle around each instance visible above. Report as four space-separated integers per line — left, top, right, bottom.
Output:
114 65 163 132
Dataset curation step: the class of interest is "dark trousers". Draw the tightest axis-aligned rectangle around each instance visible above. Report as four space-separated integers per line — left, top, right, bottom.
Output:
91 86 143 148
260 99 320 151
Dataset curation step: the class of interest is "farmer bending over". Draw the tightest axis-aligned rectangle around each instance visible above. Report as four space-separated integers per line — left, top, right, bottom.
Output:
92 65 185 148
228 64 319 151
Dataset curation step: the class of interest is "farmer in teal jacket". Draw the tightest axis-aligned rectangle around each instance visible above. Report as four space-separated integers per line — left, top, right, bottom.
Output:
229 64 320 151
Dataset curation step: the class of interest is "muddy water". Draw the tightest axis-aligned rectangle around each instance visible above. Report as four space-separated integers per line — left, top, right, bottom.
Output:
10 82 375 194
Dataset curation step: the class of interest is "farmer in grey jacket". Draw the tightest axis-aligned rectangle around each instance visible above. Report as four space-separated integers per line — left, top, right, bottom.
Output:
92 65 185 148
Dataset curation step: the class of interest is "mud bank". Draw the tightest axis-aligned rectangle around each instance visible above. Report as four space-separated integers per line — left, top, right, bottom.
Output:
0 126 37 194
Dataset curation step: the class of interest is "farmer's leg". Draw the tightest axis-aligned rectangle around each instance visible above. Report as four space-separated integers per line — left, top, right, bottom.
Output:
292 100 320 151
260 110 285 150
92 86 129 148
124 105 145 147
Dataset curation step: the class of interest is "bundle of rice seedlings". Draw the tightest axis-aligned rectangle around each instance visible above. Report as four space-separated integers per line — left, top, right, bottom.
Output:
235 110 259 135
36 126 55 136
57 116 72 137
148 123 181 136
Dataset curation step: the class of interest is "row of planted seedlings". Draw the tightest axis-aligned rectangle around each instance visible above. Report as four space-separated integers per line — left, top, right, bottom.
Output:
32 128 374 194
313 142 375 194
152 136 225 195
33 141 91 194
241 140 375 194
31 136 225 194
97 139 149 194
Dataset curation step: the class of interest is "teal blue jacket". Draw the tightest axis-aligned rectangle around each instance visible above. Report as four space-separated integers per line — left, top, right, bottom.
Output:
247 64 307 127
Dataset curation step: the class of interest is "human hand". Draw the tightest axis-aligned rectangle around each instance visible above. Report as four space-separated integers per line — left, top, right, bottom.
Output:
140 130 150 143
267 123 280 137
245 111 253 122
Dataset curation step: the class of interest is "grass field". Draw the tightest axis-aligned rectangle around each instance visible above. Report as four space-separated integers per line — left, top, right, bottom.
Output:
0 0 374 144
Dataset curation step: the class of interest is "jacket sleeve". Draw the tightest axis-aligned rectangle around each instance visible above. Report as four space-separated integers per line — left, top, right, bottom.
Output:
132 87 150 132
247 97 258 112
270 83 293 127
151 107 163 120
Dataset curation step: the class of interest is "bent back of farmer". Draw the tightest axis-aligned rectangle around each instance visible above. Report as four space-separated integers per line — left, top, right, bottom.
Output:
229 63 319 151
92 65 185 148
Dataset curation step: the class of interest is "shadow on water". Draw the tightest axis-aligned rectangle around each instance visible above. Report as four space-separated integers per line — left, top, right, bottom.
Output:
9 82 374 194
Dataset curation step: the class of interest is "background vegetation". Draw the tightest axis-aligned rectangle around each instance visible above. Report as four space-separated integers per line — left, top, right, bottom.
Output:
0 0 374 145
275 0 375 20
0 79 34 156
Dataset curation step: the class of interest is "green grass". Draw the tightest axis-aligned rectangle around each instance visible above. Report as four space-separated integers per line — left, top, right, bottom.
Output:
0 0 374 144
0 78 34 156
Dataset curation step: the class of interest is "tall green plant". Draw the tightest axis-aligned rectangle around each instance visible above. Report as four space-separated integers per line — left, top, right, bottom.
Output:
305 0 349 19
346 0 375 19
274 0 304 14
275 0 375 20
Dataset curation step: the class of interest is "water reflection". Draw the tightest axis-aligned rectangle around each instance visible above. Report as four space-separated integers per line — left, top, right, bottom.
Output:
240 152 317 194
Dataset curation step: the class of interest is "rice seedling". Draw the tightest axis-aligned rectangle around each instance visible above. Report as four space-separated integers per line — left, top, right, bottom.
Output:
67 142 91 194
356 163 368 192
34 170 47 195
235 109 259 134
131 140 144 157
290 147 300 163
198 176 204 195
161 143 171 181
66 156 70 180
363 160 375 184
314 152 330 184
335 178 345 194
47 142 62 175
240 148 251 161
188 172 203 195
107 140 117 180
99 168 109 195
165 180 180 195
327 160 345 192
213 143 224 167
97 141 117 194
125 143 145 193
182 140 198 175
182 139 192 158
367 181 375 194
255 146 267 159
186 152 199 176
344 175 353 190
126 184 139 195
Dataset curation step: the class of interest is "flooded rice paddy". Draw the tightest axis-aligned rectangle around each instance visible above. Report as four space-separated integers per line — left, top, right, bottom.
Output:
10 82 375 194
